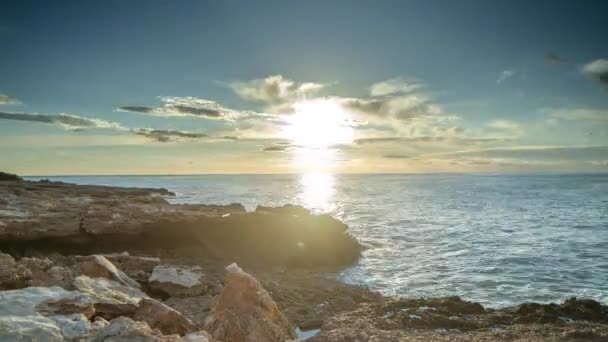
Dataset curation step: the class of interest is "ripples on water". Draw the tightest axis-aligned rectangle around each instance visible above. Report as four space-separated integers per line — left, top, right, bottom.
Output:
32 173 608 307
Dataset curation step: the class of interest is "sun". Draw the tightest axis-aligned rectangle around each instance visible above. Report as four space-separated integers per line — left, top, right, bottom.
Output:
281 98 354 149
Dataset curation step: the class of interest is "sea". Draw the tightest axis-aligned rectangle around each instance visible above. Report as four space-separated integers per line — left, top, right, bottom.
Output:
26 173 608 307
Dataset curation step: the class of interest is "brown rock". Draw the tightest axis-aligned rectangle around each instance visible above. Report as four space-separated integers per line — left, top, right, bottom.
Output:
204 263 296 342
148 265 207 297
0 252 31 290
134 298 198 336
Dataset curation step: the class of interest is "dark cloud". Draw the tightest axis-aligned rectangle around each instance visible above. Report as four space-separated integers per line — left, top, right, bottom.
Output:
135 129 209 142
0 111 123 130
355 136 509 145
262 144 291 152
118 97 241 120
545 53 568 65
382 154 411 159
582 59 608 86
343 93 443 122
0 94 19 105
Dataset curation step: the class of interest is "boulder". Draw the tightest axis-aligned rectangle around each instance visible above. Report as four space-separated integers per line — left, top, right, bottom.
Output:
78 255 140 289
182 331 214 342
134 298 198 336
48 313 91 341
204 263 296 342
0 315 63 341
72 275 147 319
0 286 94 318
149 265 206 297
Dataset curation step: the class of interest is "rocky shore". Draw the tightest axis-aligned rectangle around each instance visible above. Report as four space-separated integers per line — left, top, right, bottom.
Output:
1 174 608 341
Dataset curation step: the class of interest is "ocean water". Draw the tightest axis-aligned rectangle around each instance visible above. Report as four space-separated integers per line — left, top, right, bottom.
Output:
27 173 608 307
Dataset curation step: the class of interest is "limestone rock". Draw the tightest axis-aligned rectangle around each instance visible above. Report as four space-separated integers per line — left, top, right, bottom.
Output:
181 331 214 342
0 315 63 341
72 275 147 319
149 265 206 297
78 255 140 289
204 263 296 342
104 252 161 283
48 313 91 341
0 286 94 318
134 298 198 336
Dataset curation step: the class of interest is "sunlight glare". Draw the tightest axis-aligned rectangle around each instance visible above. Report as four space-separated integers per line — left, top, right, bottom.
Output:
281 99 354 149
299 172 336 213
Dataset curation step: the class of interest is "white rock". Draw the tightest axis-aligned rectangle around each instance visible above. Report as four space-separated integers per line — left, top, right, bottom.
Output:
0 286 93 317
0 315 63 342
73 275 147 307
182 331 213 342
48 314 90 341
148 265 206 297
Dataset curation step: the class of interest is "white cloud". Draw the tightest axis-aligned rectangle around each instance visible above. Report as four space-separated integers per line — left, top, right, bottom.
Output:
0 94 20 105
0 111 124 130
497 70 516 84
369 77 424 96
227 74 326 104
582 59 608 86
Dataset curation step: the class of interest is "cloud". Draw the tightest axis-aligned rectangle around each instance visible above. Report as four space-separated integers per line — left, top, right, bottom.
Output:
355 136 510 145
369 78 424 97
582 59 608 86
487 120 520 130
118 96 250 120
382 153 411 159
227 75 326 104
262 144 292 152
0 111 124 130
545 53 568 65
497 70 516 84
543 108 608 122
436 145 608 161
343 93 444 122
135 129 209 142
0 94 19 105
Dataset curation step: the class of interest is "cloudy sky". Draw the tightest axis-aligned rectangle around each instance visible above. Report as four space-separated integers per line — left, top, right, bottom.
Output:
1 0 607 175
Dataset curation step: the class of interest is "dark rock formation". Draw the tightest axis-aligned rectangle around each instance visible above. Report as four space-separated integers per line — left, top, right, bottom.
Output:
0 172 22 182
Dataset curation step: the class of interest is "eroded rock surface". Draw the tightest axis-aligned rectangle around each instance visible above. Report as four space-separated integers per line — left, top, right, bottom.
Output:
204 263 296 342
149 265 206 297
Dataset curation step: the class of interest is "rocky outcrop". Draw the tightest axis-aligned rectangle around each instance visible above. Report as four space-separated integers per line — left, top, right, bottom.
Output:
72 275 147 319
204 263 296 342
149 265 206 297
0 252 31 290
0 171 22 181
0 180 361 269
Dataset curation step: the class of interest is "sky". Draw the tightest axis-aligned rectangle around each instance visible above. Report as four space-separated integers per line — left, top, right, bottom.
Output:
1 0 607 175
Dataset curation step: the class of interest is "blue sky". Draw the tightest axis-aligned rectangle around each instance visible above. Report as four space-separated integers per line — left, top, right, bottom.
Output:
1 0 607 174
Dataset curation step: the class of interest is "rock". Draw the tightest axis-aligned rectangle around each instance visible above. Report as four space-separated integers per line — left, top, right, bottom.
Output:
21 257 74 288
134 298 198 336
0 252 31 290
164 296 213 326
104 252 161 283
181 331 214 342
0 315 63 341
78 255 141 289
89 316 179 341
0 286 94 318
149 265 206 297
48 313 91 341
204 263 296 342
0 171 23 181
0 180 361 269
72 275 147 319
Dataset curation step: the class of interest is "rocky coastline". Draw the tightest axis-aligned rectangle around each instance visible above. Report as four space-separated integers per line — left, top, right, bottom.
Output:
1 173 607 341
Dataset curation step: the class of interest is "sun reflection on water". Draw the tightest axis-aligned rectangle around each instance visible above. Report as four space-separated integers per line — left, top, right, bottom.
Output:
299 172 336 213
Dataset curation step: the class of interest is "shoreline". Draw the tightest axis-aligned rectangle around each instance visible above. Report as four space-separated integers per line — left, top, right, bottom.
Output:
1 175 608 340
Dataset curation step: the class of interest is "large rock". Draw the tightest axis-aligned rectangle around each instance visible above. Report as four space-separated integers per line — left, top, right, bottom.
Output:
0 315 63 341
48 314 91 341
72 275 147 319
149 265 206 297
0 286 94 318
204 263 296 342
104 252 161 283
0 181 361 269
78 255 140 289
134 298 198 336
